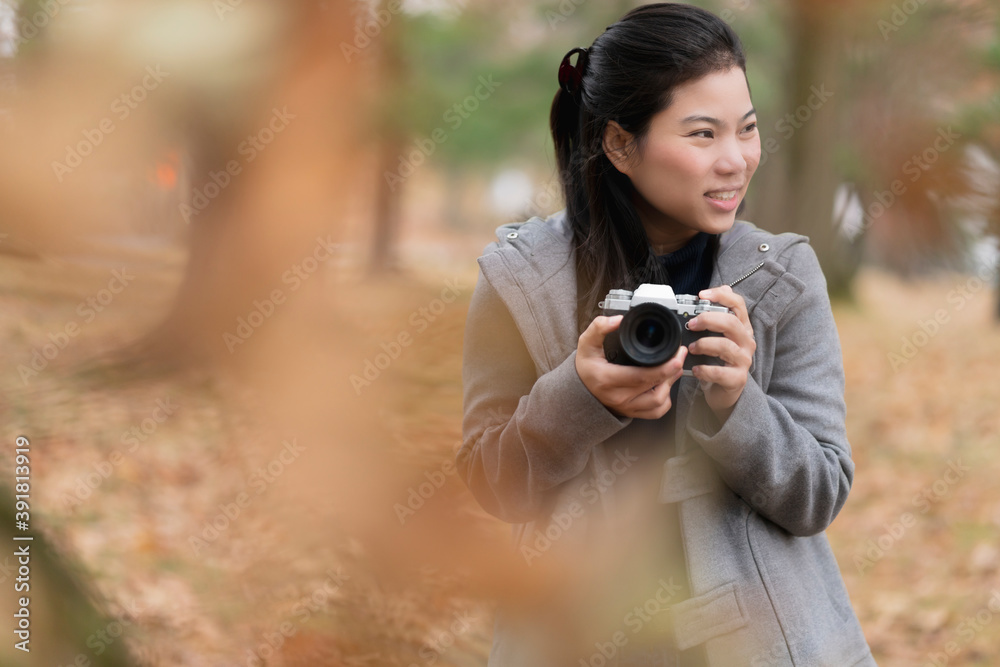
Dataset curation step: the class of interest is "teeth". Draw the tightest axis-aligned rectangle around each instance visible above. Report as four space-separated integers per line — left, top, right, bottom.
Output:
707 191 738 201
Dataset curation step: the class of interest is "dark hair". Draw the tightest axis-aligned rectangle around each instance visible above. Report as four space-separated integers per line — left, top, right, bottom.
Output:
550 3 746 327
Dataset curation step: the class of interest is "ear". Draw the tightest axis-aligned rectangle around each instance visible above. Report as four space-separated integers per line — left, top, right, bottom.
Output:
603 120 636 175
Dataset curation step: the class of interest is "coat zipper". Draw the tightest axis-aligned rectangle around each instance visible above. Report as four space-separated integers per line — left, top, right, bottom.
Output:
728 261 766 288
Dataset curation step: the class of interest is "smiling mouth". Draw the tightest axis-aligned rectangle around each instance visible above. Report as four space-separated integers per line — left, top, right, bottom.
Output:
705 190 739 202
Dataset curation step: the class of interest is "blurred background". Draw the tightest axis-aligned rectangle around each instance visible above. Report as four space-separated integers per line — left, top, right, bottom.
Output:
0 0 998 665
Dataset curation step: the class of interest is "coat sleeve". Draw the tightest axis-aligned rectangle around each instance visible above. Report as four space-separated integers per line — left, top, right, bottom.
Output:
685 242 854 537
458 270 630 523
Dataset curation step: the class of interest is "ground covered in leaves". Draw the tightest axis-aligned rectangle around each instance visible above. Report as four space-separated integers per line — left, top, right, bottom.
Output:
0 247 998 666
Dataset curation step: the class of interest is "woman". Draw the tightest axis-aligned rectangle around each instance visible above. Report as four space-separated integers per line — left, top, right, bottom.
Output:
459 4 875 666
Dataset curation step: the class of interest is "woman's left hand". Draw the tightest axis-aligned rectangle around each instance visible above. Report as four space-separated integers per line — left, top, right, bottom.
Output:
685 284 755 422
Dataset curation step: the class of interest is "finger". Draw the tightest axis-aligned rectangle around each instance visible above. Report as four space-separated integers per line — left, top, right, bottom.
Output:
698 284 741 310
622 381 676 419
635 346 688 387
599 349 686 410
601 364 683 404
578 315 623 356
688 336 746 367
633 378 674 407
687 312 754 347
672 344 689 366
686 311 740 334
698 285 751 329
691 363 745 390
629 355 685 401
596 351 686 395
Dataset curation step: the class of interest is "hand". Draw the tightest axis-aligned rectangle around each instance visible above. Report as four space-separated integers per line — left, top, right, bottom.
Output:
685 285 755 421
575 315 688 420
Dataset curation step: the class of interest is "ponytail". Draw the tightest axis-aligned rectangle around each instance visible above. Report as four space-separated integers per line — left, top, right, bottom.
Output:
549 86 590 247
549 49 666 328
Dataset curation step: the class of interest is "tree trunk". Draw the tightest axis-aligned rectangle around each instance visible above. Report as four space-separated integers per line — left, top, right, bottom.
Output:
133 0 363 369
765 1 861 299
369 9 406 274
371 135 404 273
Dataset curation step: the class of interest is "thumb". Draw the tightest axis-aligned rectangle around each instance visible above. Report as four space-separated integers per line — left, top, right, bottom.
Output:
578 315 622 357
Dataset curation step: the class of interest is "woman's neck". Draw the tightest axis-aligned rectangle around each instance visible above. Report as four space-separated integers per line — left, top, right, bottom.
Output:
633 195 698 255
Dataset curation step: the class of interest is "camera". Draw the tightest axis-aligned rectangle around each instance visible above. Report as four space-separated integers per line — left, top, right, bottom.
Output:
600 284 734 372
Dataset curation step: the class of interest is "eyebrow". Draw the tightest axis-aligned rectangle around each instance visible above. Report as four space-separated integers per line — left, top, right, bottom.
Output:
681 108 757 126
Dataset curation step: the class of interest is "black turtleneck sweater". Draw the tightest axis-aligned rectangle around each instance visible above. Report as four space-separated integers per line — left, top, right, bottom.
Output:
656 231 717 297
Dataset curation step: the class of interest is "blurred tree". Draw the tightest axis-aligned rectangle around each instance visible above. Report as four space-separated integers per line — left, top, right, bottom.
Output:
953 11 1000 317
0 0 365 366
137 0 365 365
702 0 865 297
838 0 997 294
368 2 407 273
776 0 863 296
709 0 999 304
362 0 645 263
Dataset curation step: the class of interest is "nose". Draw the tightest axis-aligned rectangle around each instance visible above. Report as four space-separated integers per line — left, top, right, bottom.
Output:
715 136 749 174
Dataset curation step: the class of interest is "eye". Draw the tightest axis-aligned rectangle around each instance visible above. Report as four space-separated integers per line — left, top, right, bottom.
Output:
689 129 714 139
742 122 758 134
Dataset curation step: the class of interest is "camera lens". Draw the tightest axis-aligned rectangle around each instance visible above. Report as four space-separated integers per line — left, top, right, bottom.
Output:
635 319 665 349
619 303 682 366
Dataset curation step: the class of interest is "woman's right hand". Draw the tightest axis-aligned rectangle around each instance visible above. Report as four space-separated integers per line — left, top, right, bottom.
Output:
575 315 688 420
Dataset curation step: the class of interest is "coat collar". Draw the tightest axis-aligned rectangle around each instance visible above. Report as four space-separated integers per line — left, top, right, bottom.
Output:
479 210 808 376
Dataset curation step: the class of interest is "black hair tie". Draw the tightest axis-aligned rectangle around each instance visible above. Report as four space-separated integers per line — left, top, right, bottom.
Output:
558 47 589 100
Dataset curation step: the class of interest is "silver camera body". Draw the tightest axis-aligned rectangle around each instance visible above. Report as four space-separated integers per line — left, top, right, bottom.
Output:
600 284 733 373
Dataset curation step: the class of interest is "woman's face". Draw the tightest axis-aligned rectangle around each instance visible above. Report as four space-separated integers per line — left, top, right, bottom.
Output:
607 66 761 252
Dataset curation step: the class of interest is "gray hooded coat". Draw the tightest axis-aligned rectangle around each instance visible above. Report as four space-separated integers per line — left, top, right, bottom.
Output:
460 212 876 666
